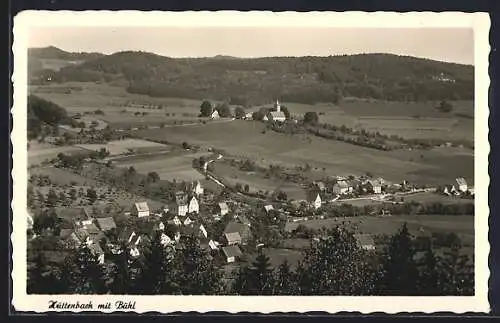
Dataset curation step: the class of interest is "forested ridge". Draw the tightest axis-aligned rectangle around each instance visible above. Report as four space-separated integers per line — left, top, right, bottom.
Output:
34 49 474 105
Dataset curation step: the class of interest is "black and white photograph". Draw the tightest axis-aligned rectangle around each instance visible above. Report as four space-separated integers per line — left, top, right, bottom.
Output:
11 11 490 313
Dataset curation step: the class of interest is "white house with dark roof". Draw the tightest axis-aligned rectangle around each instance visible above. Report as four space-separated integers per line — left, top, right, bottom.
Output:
333 181 350 195
367 180 382 194
132 202 150 218
218 202 229 216
188 196 199 214
175 192 189 216
456 177 468 193
192 181 204 196
211 110 220 120
307 191 322 210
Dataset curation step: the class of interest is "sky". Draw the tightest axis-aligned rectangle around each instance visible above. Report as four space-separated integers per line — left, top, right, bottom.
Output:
28 27 474 65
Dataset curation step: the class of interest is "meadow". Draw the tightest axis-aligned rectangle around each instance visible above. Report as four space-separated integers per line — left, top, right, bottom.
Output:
134 121 473 186
75 138 170 156
285 214 474 247
111 150 207 182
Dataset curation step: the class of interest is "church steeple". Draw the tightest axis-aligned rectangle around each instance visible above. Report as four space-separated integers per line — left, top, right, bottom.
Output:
275 99 281 112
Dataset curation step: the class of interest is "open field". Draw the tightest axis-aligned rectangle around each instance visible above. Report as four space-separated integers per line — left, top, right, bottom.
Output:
28 143 87 166
75 138 170 156
134 121 473 186
112 150 207 182
212 162 307 200
282 100 473 141
285 214 474 246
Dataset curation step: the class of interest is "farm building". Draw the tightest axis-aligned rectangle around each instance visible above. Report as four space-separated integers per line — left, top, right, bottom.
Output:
307 191 322 210
333 181 350 195
224 221 251 245
95 217 117 232
264 204 274 213
132 202 150 218
224 232 242 246
188 196 199 214
354 234 376 251
222 245 243 263
456 177 468 193
55 207 93 227
211 110 220 120
174 191 189 216
367 180 383 194
218 202 229 216
192 181 204 196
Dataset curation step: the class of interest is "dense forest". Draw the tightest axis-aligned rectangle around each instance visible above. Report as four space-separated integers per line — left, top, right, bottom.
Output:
34 49 474 105
27 95 69 140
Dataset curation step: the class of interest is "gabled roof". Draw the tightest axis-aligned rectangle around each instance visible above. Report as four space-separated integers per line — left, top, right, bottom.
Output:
335 180 349 189
456 177 467 186
269 111 286 119
368 179 382 187
218 202 229 211
134 202 149 212
175 192 188 205
55 207 90 222
222 245 243 258
95 217 117 231
224 221 246 234
224 232 242 243
264 205 274 212
307 191 321 202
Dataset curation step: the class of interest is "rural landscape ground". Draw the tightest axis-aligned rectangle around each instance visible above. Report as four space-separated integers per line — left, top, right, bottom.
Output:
26 46 475 296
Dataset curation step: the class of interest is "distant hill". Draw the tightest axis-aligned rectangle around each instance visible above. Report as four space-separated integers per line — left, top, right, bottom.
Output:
46 50 474 105
28 46 105 61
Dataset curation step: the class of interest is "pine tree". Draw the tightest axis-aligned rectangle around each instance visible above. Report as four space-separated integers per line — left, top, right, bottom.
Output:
378 223 419 295
274 260 297 295
169 236 223 295
109 242 133 294
60 243 107 294
138 231 173 294
246 249 275 295
415 246 440 295
296 227 377 295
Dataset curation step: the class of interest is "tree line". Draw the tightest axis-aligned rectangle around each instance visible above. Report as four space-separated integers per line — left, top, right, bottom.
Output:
44 51 473 105
28 224 473 296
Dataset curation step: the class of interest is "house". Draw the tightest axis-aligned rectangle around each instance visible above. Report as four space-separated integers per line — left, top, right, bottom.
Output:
367 180 382 194
95 217 117 232
132 201 150 218
262 115 269 122
87 243 105 264
244 112 253 120
157 222 165 231
456 177 468 193
174 231 181 242
160 233 172 246
170 215 182 226
333 181 350 195
222 245 243 263
264 204 274 213
211 110 220 120
199 224 208 239
468 187 475 195
224 232 242 246
127 231 138 244
129 246 141 258
183 216 194 226
175 192 189 216
354 234 376 251
268 100 286 122
55 207 93 227
192 181 204 196
208 239 220 250
224 221 251 245
307 191 322 210
218 202 229 216
188 196 199 214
